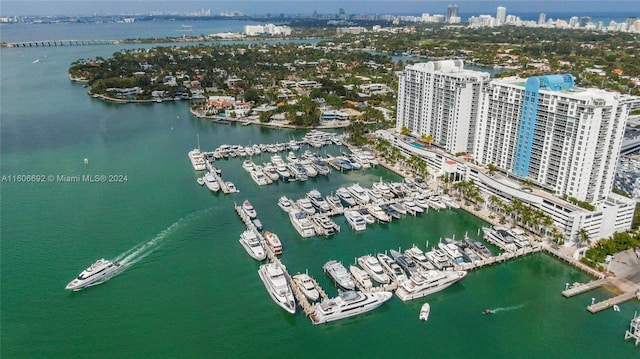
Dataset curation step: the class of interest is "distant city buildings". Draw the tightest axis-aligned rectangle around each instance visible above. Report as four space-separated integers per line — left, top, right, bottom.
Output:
243 24 292 36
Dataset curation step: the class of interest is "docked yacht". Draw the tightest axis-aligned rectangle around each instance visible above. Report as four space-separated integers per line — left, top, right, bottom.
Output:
312 159 331 176
403 200 424 214
438 242 465 265
427 196 447 210
302 162 318 177
336 187 357 207
264 231 282 255
242 200 257 218
188 149 207 171
323 260 355 290
441 195 460 209
389 202 407 215
377 253 407 282
250 170 270 186
277 196 293 212
395 270 467 301
380 204 402 219
65 258 122 291
289 210 316 238
344 210 367 231
310 291 393 325
347 183 371 204
447 238 480 262
307 189 331 212
296 198 316 215
239 230 266 261
372 180 395 199
357 255 390 284
357 209 375 224
292 273 320 301
258 263 296 314
287 162 308 181
242 160 255 172
312 215 340 236
425 248 452 270
275 164 292 181
203 172 220 192
349 265 373 289
464 236 493 258
226 181 238 193
390 249 419 277
368 205 392 223
404 246 436 271
326 195 344 213
482 227 518 252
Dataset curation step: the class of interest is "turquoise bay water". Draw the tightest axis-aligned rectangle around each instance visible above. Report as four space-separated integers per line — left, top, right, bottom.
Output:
2 23 640 358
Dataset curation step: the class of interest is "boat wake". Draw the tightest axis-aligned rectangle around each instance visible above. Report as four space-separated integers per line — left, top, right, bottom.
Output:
111 210 207 272
486 304 525 314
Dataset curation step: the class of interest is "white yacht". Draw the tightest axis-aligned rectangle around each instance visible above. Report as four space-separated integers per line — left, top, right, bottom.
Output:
464 235 493 258
302 162 318 177
238 230 266 260
326 195 344 213
403 200 424 214
344 210 367 231
257 263 296 314
263 231 282 255
242 200 257 218
188 149 207 171
390 249 420 277
427 196 447 210
482 227 518 252
349 265 373 289
404 246 436 271
292 273 319 301
425 248 452 270
368 205 392 223
438 242 465 265
289 210 316 238
277 196 293 212
389 202 407 215
203 172 220 192
441 195 460 209
347 183 371 204
372 179 395 199
312 215 340 236
323 260 355 290
395 270 467 301
226 181 238 193
296 197 316 215
357 209 376 224
250 170 270 186
336 187 357 207
312 160 331 176
242 159 255 172
65 258 121 291
306 189 331 212
357 255 390 284
377 253 407 282
310 291 393 325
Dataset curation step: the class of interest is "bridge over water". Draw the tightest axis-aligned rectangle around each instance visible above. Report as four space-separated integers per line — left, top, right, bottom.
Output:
3 39 119 48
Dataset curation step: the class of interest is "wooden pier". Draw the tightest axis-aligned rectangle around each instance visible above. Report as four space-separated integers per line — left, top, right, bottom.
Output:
206 161 234 194
562 278 613 297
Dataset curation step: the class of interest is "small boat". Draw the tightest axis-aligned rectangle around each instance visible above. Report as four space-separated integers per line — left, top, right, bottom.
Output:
483 309 493 315
264 231 282 254
196 177 205 185
252 218 264 232
238 230 266 261
326 195 344 213
292 273 320 301
242 200 257 218
226 181 238 193
65 258 122 291
419 303 431 321
278 196 293 212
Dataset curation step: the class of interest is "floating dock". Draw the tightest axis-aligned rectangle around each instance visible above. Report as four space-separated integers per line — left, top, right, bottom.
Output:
587 291 639 313
562 278 613 297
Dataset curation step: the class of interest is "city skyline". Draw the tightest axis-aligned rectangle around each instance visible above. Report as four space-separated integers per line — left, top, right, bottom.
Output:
1 0 638 17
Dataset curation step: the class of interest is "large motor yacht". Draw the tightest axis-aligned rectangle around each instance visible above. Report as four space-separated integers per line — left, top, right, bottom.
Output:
258 263 296 314
310 291 392 325
65 258 122 291
395 270 467 301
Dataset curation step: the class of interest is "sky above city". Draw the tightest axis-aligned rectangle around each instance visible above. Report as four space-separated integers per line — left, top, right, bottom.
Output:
1 0 638 16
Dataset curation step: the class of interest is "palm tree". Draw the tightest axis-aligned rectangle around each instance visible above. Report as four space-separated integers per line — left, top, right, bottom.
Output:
400 126 410 137
487 163 498 176
421 134 433 148
576 228 590 247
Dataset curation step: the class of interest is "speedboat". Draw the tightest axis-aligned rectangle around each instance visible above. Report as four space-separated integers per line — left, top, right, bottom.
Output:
323 260 355 290
307 189 330 212
336 187 357 207
377 253 407 282
390 249 420 277
349 265 373 289
263 231 282 254
289 210 316 238
226 181 238 193
395 270 467 301
419 302 431 321
188 149 207 171
252 219 264 232
65 258 121 291
258 263 296 314
278 196 293 212
344 210 367 231
203 172 220 192
310 291 392 325
238 230 266 260
357 255 390 284
292 273 320 301
242 200 257 218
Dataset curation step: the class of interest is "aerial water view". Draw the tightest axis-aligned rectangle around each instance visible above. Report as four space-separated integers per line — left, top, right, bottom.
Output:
2 0 640 357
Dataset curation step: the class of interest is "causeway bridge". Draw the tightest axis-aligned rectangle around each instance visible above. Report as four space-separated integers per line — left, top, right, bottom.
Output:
3 39 119 48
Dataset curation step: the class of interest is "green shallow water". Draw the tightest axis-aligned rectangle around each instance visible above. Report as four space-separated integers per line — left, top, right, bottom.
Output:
2 45 640 359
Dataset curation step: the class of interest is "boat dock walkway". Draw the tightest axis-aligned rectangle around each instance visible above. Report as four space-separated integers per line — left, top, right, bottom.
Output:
206 161 233 194
562 278 613 297
588 291 640 313
453 245 542 272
